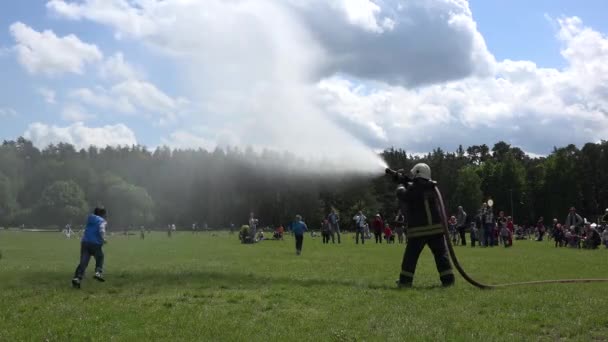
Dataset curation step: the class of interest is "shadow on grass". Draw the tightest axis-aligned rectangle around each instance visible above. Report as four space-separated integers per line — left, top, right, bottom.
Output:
11 269 450 292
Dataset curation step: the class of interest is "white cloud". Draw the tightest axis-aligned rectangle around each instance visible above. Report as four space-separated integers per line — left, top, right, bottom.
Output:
47 0 493 87
37 87 57 104
24 122 137 149
316 16 608 155
67 81 186 123
46 0 160 39
98 52 141 81
61 104 95 122
0 107 18 117
45 1 608 157
69 87 135 114
9 21 102 76
331 0 390 33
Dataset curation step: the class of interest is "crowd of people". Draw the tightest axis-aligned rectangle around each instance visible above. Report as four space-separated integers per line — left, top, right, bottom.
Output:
236 204 608 254
446 205 608 250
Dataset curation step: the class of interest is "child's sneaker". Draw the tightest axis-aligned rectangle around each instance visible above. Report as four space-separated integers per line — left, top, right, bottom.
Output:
93 272 105 282
71 277 81 289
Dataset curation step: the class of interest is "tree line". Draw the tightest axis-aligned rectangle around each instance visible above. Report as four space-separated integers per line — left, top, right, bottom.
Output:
1 137 607 230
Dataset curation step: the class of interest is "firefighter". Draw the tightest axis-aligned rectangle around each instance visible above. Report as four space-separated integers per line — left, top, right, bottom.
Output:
391 163 455 288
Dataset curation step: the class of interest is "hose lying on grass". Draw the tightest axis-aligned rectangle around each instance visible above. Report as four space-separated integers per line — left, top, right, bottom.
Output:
434 186 608 289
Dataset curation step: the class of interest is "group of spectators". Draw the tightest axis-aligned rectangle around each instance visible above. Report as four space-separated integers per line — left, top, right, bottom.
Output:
350 210 406 245
548 207 607 249
451 205 608 250
240 206 608 251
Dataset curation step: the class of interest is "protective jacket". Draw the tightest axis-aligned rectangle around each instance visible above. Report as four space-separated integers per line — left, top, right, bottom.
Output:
397 179 443 238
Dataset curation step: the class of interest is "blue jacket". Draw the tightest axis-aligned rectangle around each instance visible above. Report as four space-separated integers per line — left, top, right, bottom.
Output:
292 221 308 236
82 214 107 245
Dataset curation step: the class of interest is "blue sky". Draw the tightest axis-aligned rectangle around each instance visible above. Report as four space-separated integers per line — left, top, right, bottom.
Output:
1 0 608 157
469 0 608 68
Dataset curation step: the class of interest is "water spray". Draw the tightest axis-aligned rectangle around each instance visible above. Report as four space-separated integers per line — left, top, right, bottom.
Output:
385 168 608 289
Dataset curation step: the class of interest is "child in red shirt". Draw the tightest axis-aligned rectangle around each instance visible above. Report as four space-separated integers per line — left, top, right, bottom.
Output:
384 224 394 244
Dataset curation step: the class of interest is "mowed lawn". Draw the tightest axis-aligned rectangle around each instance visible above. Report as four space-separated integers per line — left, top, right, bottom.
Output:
1 230 607 341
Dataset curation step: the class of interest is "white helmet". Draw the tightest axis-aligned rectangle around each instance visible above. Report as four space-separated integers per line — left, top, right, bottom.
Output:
410 163 431 180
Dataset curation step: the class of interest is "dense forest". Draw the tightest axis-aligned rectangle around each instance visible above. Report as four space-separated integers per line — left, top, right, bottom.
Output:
1 137 608 230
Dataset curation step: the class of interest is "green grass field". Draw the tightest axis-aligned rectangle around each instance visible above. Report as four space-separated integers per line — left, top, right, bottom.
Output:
1 230 607 341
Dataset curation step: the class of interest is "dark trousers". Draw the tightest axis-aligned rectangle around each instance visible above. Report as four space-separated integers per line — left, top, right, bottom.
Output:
484 223 494 247
355 228 365 244
537 231 545 241
374 231 382 243
322 233 331 244
330 223 340 244
399 234 454 285
74 242 104 279
458 226 467 246
295 234 304 251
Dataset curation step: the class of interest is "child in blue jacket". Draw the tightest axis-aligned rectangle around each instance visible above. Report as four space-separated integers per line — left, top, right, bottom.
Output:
72 208 108 288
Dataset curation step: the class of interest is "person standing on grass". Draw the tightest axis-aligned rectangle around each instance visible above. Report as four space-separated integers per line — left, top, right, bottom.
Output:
448 215 458 246
470 222 478 247
140 225 145 240
536 216 546 241
353 211 367 245
394 209 405 244
476 205 485 247
72 208 107 288
602 226 608 248
506 216 514 246
565 207 584 235
372 214 384 244
384 223 393 244
392 163 454 288
328 209 341 244
552 219 563 247
249 212 259 241
321 219 331 244
481 203 495 247
456 206 467 246
292 215 307 255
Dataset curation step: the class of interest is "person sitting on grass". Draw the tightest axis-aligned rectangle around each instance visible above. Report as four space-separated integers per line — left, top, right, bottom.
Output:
239 225 253 244
583 224 601 249
72 207 108 289
273 225 285 240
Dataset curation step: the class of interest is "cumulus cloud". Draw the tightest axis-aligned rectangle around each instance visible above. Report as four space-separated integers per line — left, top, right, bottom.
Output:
98 52 141 81
288 0 494 86
67 81 186 123
44 1 608 157
9 21 102 76
47 0 492 87
24 122 137 149
317 16 608 155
